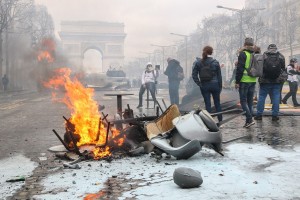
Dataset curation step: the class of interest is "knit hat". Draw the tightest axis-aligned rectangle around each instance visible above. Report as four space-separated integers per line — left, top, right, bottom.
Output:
244 37 254 46
268 44 277 50
290 58 298 63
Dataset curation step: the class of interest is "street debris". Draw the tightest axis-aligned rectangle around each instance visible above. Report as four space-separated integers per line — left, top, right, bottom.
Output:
173 167 203 188
6 176 25 183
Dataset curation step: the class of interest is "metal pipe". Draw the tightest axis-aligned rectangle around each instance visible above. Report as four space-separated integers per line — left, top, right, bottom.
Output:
68 131 82 156
96 117 102 141
52 129 73 151
101 112 109 124
162 98 168 110
109 116 157 124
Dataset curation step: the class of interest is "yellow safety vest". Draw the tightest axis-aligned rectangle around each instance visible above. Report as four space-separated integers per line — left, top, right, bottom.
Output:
241 51 257 83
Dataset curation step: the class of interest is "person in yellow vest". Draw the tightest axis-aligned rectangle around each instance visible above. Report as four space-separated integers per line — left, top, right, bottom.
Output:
235 38 257 128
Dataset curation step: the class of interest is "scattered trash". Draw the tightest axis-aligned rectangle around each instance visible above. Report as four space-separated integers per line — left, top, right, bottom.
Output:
63 163 81 169
6 176 25 182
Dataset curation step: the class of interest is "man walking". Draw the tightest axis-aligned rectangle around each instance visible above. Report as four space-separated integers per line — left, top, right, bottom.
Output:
282 58 300 107
235 38 257 128
254 44 285 121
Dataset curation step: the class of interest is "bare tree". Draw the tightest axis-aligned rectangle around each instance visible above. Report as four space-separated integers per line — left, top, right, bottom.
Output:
282 0 299 57
242 11 268 46
0 0 33 86
30 5 54 45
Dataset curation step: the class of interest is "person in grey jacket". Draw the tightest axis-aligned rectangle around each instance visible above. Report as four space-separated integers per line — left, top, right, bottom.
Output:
192 45 223 122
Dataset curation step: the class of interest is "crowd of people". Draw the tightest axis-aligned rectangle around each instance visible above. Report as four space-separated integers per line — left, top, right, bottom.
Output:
135 37 300 128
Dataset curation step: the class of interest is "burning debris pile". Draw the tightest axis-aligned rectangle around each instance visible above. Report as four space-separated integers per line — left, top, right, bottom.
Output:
45 67 245 164
45 68 129 160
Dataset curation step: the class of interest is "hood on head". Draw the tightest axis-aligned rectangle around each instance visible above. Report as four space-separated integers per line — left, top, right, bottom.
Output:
239 46 254 53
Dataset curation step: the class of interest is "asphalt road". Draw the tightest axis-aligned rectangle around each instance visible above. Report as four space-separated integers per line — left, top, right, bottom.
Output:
0 88 173 160
1 88 300 199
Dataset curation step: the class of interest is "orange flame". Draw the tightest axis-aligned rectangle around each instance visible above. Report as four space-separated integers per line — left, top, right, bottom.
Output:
44 68 125 159
37 51 54 63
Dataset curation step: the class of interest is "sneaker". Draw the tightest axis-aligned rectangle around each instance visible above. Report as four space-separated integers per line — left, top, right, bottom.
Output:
294 104 300 107
254 115 262 120
272 116 279 121
136 105 143 108
243 120 255 128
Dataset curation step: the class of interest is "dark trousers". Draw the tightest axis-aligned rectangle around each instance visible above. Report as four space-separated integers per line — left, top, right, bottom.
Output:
200 82 223 122
138 82 156 106
3 84 8 91
238 82 256 123
282 81 299 105
168 81 180 105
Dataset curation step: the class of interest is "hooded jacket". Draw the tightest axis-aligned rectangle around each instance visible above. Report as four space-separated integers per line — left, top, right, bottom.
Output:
164 59 182 82
258 49 285 84
235 46 255 84
192 57 222 88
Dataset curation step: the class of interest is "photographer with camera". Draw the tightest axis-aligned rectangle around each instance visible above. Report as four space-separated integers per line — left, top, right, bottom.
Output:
136 62 159 108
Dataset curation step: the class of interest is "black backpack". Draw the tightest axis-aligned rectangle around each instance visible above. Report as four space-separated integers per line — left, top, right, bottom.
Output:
199 59 215 82
263 52 281 79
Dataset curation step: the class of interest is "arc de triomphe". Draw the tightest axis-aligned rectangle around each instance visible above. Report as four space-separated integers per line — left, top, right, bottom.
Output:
59 21 126 72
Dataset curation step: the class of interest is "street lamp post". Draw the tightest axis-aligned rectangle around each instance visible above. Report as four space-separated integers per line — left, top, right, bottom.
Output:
151 44 176 71
216 5 265 47
170 33 188 78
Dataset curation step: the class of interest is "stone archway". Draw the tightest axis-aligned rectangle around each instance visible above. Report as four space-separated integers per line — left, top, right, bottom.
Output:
59 21 126 73
82 47 103 73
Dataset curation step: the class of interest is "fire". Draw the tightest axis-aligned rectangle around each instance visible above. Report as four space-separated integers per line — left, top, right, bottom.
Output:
37 38 56 63
44 67 125 159
37 51 54 63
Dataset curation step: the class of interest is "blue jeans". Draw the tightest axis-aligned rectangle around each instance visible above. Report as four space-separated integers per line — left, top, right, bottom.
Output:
168 80 180 105
238 82 256 123
256 83 281 117
200 82 222 122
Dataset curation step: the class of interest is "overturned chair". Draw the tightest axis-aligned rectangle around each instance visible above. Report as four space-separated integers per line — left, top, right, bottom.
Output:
146 104 222 159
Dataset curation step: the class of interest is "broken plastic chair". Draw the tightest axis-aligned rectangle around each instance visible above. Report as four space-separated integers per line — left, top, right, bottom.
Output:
172 110 222 153
147 105 224 159
151 133 201 160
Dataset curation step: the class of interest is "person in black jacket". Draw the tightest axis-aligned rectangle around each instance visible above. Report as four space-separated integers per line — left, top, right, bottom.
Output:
164 58 183 105
192 46 223 122
235 38 257 128
254 44 285 121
